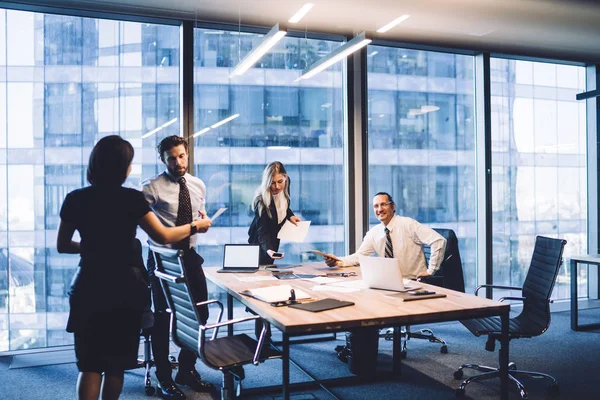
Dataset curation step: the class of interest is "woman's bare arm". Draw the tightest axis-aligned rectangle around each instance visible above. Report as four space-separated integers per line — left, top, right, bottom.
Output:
57 220 81 254
139 211 211 245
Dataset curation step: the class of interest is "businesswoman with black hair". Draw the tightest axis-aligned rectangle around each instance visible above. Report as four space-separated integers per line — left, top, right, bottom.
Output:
248 161 301 265
57 135 211 400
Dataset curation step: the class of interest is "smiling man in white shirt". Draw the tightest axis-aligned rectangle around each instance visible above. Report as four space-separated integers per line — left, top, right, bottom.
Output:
323 192 446 279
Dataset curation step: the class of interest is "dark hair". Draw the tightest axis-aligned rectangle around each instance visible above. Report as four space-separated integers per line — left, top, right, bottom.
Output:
157 135 189 163
374 191 395 205
87 135 134 187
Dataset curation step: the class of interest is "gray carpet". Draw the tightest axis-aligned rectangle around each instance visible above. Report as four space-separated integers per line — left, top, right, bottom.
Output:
0 308 599 399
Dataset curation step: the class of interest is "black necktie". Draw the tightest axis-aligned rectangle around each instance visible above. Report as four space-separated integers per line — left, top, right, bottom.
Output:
175 177 192 250
384 227 394 258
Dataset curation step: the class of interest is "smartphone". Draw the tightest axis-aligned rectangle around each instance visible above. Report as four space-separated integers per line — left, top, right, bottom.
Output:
272 252 284 258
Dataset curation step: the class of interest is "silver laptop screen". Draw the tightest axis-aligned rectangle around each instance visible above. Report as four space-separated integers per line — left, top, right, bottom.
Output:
223 245 260 269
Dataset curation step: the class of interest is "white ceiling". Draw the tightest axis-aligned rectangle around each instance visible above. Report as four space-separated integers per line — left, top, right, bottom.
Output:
18 0 600 62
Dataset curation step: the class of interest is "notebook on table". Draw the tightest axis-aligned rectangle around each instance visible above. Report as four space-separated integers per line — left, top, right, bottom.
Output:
359 255 421 292
385 291 447 301
217 244 260 273
289 298 354 312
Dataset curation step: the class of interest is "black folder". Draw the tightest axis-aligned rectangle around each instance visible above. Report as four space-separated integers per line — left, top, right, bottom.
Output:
288 298 354 312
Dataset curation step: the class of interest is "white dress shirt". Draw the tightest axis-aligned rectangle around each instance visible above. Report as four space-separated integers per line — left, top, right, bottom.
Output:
339 215 446 279
273 193 288 224
141 171 207 249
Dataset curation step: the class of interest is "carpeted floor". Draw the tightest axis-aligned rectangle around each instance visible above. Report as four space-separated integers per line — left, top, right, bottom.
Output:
0 308 599 399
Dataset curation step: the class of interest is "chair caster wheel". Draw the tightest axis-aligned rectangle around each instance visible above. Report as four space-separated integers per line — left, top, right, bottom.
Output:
145 386 155 396
508 362 517 370
440 345 448 354
453 370 464 379
456 388 465 397
400 350 407 359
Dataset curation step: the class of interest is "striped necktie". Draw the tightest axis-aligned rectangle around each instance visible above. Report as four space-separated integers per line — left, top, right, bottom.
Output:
384 227 394 258
175 177 192 250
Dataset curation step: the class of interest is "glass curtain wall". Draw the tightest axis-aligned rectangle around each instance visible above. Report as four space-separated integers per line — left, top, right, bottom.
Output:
366 46 477 291
191 28 345 308
0 9 179 351
490 59 587 300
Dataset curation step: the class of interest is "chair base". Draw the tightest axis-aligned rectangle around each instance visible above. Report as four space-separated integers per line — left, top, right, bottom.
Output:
454 362 559 399
136 334 179 396
382 327 448 358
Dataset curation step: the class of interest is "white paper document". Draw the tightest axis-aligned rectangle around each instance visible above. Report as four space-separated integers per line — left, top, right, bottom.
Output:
277 220 311 242
210 207 227 221
312 285 361 293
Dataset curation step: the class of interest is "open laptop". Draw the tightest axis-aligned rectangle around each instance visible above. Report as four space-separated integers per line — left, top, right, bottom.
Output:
359 255 421 292
217 244 260 273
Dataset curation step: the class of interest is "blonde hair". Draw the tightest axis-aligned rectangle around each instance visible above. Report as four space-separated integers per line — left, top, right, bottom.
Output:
255 161 290 218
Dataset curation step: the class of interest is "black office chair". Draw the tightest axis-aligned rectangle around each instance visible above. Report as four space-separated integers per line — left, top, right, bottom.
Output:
385 228 465 357
150 244 282 400
454 235 566 399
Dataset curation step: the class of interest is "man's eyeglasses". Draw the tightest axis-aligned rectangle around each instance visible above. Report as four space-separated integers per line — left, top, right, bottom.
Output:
373 202 393 210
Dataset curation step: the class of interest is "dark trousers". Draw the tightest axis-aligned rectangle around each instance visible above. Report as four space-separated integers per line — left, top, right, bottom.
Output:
147 248 209 379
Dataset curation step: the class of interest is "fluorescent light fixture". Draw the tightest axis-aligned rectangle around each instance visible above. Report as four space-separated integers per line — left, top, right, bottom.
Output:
368 50 379 57
230 24 287 77
295 32 372 81
210 114 240 129
192 127 211 138
141 118 178 139
377 15 410 33
288 3 314 23
421 105 440 112
267 145 291 150
408 108 426 116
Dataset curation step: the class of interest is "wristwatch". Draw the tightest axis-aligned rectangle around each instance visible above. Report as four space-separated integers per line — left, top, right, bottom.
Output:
190 221 198 235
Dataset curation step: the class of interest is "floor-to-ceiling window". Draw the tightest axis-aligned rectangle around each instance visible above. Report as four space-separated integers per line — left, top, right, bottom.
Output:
366 46 477 291
0 8 179 351
490 59 587 300
190 28 346 311
191 28 345 263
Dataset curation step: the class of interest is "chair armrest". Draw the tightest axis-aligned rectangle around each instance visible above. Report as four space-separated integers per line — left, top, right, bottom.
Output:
474 284 522 296
201 315 260 331
154 269 185 284
498 296 525 302
196 299 224 340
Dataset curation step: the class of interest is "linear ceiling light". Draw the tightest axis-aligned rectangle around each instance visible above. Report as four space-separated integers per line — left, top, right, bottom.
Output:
230 23 287 77
192 114 240 138
211 113 240 129
192 127 211 138
295 32 372 82
141 117 178 139
288 3 314 23
377 15 410 33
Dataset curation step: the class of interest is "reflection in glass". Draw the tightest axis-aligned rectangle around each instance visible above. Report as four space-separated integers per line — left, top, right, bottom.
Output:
490 59 586 300
367 46 477 291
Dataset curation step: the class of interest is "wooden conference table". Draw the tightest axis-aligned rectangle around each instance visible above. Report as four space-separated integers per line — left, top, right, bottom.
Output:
204 262 510 400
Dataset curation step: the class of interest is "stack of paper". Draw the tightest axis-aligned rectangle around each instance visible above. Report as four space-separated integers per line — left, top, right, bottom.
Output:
240 284 310 303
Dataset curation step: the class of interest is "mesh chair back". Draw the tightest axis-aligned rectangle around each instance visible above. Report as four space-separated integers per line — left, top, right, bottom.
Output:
150 246 200 355
516 236 566 334
423 228 465 293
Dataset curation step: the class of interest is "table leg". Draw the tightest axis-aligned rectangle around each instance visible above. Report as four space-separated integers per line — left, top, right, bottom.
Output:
571 259 578 331
282 333 290 400
499 310 509 400
227 293 233 337
392 326 402 374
